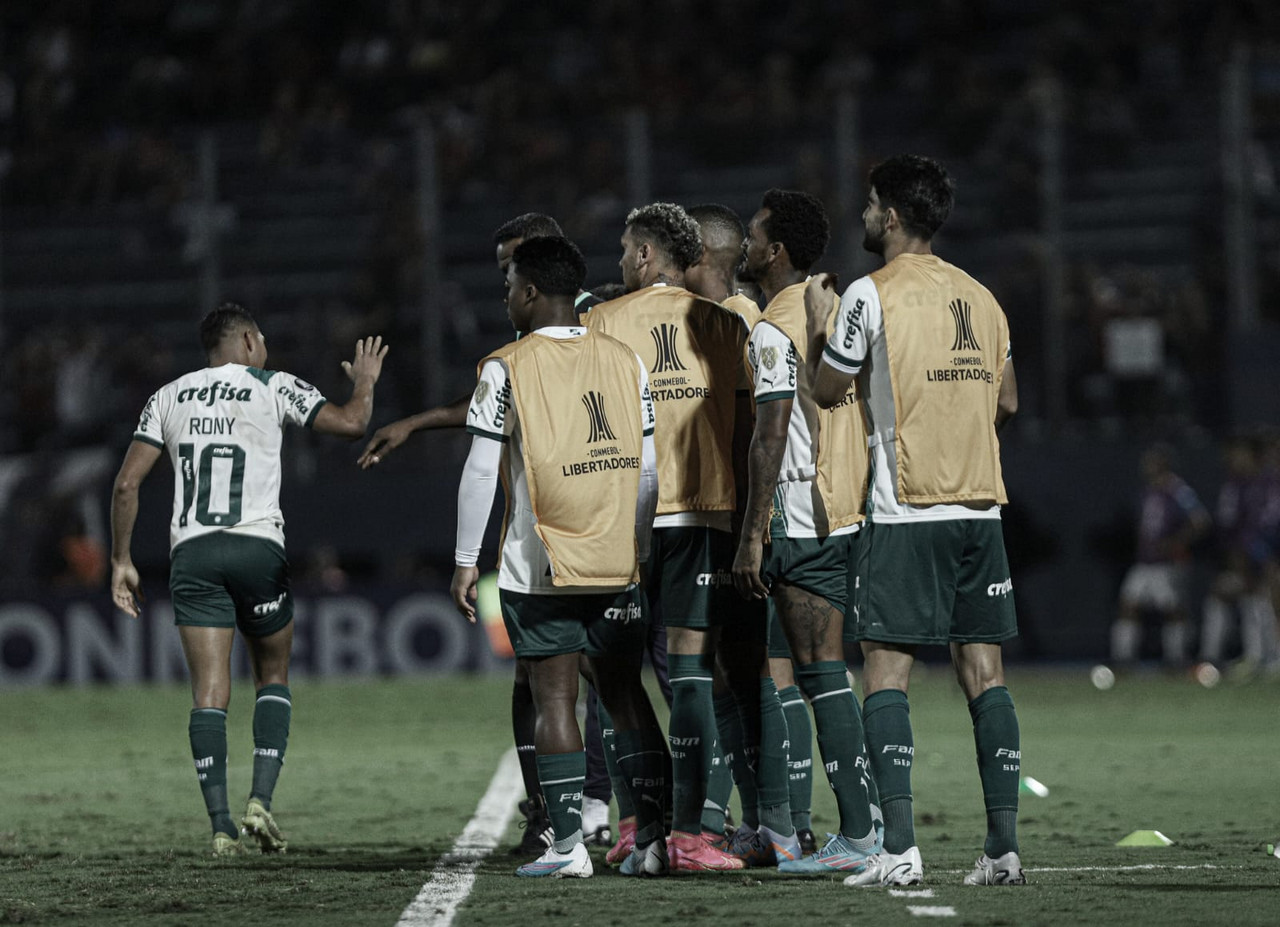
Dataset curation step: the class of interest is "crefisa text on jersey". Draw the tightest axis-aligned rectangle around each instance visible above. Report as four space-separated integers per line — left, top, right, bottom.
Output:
175 381 253 405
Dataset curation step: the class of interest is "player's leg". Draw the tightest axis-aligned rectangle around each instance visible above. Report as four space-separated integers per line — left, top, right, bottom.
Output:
660 527 742 870
701 665 735 841
170 534 243 855
581 679 613 846
772 646 815 851
1111 567 1147 665
775 579 879 874
587 587 668 876
500 590 591 878
221 535 297 853
952 519 1024 886
511 659 552 853
179 625 239 850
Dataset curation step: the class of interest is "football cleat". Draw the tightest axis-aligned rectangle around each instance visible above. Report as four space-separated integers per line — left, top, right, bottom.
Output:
728 824 801 867
963 851 1026 885
581 796 612 846
605 815 636 865
516 842 593 879
241 798 288 854
212 831 246 857
777 833 877 875
619 837 669 877
843 846 924 886
669 830 745 871
512 795 554 855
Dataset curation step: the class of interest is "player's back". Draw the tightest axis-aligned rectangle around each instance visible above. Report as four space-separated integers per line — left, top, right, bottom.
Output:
135 364 326 551
587 285 746 515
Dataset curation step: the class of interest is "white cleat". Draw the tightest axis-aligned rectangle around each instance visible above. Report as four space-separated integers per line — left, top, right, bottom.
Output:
581 796 613 846
963 851 1026 885
844 846 923 886
516 842 593 879
620 837 669 877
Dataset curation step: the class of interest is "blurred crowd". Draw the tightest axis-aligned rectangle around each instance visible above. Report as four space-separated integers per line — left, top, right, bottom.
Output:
2 0 1280 595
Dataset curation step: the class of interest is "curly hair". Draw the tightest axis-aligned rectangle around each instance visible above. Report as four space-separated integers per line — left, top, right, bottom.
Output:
625 202 703 271
867 155 954 240
199 302 257 355
509 236 587 297
492 212 564 245
759 189 830 272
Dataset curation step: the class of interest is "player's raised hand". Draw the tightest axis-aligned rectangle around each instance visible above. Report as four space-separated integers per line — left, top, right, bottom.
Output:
341 336 389 384
358 418 414 469
451 565 480 623
111 560 145 618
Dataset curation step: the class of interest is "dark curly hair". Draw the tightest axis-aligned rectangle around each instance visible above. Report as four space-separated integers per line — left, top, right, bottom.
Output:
759 189 830 272
867 155 954 240
509 236 587 297
199 302 257 355
625 202 703 271
492 212 564 245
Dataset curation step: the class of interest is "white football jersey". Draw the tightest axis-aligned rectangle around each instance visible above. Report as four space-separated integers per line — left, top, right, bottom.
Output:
746 320 858 540
466 327 655 594
133 364 328 551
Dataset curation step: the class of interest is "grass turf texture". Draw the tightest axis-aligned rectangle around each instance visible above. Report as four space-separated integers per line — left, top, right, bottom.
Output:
1 668 1277 926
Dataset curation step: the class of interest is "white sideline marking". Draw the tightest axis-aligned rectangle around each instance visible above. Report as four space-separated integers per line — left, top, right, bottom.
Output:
395 748 523 927
908 906 956 918
890 889 935 898
935 863 1237 875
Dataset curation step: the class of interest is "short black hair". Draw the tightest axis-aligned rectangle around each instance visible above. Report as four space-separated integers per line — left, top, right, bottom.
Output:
625 202 703 271
199 302 257 355
492 212 563 245
867 155 954 240
759 189 830 272
686 203 745 249
510 236 587 297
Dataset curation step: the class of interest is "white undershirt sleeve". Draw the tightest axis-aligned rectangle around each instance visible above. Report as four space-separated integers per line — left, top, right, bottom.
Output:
636 431 657 562
454 434 503 567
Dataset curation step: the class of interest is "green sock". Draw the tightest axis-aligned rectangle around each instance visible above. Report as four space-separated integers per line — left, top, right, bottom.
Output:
701 736 733 836
756 677 794 836
969 686 1021 857
795 662 875 846
596 703 634 819
667 653 715 834
535 751 585 853
189 708 235 837
777 684 813 832
715 690 759 829
250 684 291 809
614 728 668 847
864 689 915 853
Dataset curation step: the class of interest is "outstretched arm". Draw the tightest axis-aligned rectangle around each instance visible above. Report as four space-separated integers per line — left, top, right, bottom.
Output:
357 393 472 468
110 440 163 618
313 336 389 439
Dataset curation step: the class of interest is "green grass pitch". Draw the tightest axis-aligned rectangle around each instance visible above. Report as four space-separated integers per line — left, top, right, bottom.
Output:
2 667 1278 926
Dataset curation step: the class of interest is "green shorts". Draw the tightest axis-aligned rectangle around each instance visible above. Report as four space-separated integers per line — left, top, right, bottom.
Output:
853 519 1017 646
499 587 647 659
762 533 856 658
646 526 735 630
169 532 293 637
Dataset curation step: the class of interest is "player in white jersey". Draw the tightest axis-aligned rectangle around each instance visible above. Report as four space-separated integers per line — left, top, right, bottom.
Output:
451 237 665 879
733 189 880 874
110 303 388 856
805 155 1022 887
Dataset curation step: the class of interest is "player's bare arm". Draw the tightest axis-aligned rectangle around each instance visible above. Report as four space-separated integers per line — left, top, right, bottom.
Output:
357 393 471 469
313 336 389 439
995 358 1018 430
732 397 792 601
803 274 852 409
109 439 164 618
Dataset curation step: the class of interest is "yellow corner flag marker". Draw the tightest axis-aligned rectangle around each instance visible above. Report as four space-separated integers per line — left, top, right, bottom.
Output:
1116 830 1174 847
